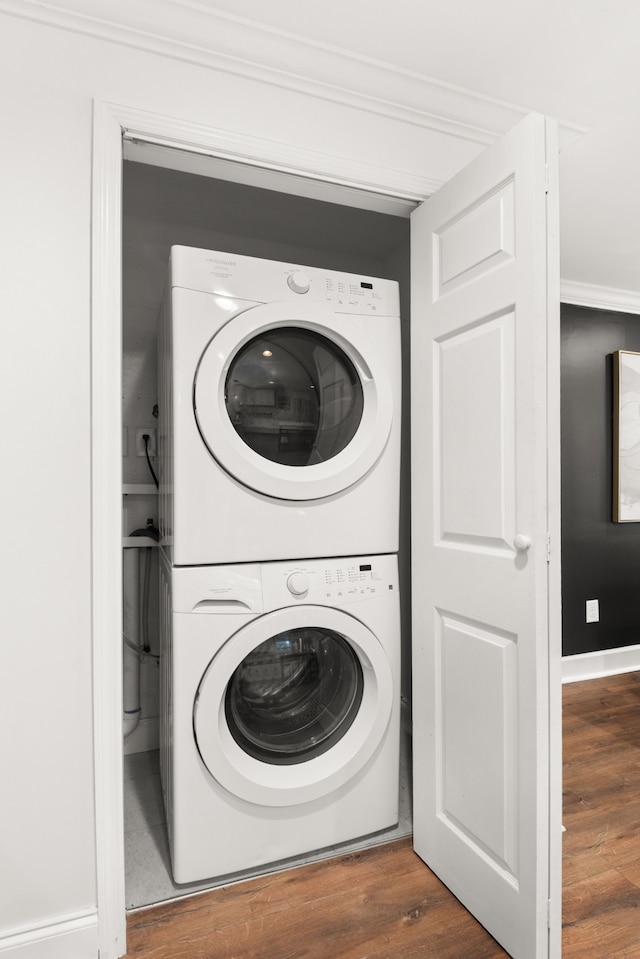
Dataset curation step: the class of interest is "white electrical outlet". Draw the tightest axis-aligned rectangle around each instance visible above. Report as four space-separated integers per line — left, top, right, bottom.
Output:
585 599 599 624
135 428 156 457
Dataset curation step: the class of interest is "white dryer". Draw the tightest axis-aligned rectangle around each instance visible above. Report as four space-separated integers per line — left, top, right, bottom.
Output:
157 246 401 565
158 550 400 885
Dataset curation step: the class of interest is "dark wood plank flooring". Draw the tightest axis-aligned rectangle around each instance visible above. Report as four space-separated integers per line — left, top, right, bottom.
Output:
562 670 640 959
126 672 640 958
126 838 508 959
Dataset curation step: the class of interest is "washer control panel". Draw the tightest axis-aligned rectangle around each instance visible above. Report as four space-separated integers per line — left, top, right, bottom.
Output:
171 555 398 614
262 554 398 607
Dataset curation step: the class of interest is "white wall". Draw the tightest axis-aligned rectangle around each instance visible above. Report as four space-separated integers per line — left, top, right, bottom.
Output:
0 16 97 946
0 6 487 956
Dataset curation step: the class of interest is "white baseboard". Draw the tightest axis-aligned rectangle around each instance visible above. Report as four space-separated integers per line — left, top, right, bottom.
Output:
562 644 640 683
0 912 98 958
123 716 159 755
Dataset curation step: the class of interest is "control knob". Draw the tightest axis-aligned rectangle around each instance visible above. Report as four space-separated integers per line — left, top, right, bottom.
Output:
287 572 309 595
287 271 311 294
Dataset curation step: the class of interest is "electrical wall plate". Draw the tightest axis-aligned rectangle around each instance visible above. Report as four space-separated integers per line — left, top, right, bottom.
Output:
585 599 599 623
135 428 156 457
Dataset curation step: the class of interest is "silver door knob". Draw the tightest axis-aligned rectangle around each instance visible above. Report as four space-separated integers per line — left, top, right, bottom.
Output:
514 534 532 551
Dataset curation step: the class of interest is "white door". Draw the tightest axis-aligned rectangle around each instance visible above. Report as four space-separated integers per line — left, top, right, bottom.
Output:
411 111 561 959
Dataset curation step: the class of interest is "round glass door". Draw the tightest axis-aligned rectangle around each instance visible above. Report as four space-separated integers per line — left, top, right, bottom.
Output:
225 626 364 765
225 329 363 467
193 302 393 501
193 604 393 806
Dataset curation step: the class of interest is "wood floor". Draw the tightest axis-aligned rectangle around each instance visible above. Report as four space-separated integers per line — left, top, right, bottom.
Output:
125 838 508 959
126 672 640 959
562 670 640 959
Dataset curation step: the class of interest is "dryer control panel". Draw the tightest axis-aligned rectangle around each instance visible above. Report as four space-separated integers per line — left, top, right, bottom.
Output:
169 244 401 317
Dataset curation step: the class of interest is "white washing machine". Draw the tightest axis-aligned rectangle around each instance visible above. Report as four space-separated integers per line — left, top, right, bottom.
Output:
157 246 402 565
158 550 400 885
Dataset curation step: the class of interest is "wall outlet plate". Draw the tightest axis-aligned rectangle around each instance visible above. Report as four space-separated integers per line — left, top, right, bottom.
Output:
135 428 156 457
586 599 599 623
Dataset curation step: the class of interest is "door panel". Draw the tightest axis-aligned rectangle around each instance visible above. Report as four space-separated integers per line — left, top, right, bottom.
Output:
411 112 560 959
438 310 515 546
439 612 518 874
436 177 515 292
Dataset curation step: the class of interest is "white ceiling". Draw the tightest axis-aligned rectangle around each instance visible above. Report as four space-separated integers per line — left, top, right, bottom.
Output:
198 0 640 300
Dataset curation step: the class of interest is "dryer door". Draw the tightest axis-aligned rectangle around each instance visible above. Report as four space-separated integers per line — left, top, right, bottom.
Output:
194 302 394 500
193 605 393 806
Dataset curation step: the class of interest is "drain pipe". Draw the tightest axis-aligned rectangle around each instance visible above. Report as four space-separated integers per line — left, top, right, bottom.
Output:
123 546 142 738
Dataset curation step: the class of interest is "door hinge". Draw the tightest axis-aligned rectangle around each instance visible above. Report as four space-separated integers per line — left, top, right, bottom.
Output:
546 533 551 564
545 163 550 195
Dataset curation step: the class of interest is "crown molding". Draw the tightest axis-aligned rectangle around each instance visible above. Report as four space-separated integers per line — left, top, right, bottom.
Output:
0 0 584 150
560 279 640 315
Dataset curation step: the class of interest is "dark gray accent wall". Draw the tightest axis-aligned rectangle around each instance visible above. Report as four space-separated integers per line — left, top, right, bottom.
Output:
562 303 640 656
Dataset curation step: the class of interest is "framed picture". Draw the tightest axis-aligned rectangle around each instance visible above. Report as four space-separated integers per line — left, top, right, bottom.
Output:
613 350 640 522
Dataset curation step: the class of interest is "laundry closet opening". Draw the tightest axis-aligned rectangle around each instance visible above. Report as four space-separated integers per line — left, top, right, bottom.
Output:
121 153 414 910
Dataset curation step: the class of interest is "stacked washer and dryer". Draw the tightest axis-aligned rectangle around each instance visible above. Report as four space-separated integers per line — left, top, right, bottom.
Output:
157 245 403 884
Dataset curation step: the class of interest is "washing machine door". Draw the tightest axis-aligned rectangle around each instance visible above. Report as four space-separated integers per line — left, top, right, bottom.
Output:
193 605 394 806
194 302 393 500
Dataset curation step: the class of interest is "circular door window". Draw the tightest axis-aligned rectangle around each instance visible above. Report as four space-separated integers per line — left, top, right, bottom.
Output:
193 605 393 806
194 302 393 501
225 328 363 467
225 627 363 765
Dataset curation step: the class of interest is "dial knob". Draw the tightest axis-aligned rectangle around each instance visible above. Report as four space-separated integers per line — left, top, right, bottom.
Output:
287 271 311 294
287 572 309 595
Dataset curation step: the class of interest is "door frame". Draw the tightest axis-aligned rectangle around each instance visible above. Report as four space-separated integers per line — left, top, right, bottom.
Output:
92 99 433 958
91 100 559 958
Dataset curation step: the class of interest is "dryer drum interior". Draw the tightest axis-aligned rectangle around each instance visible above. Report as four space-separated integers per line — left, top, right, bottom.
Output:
224 328 364 467
224 627 364 765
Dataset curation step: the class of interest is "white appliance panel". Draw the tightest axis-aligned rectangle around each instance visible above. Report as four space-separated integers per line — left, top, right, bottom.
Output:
160 552 401 884
158 246 402 564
